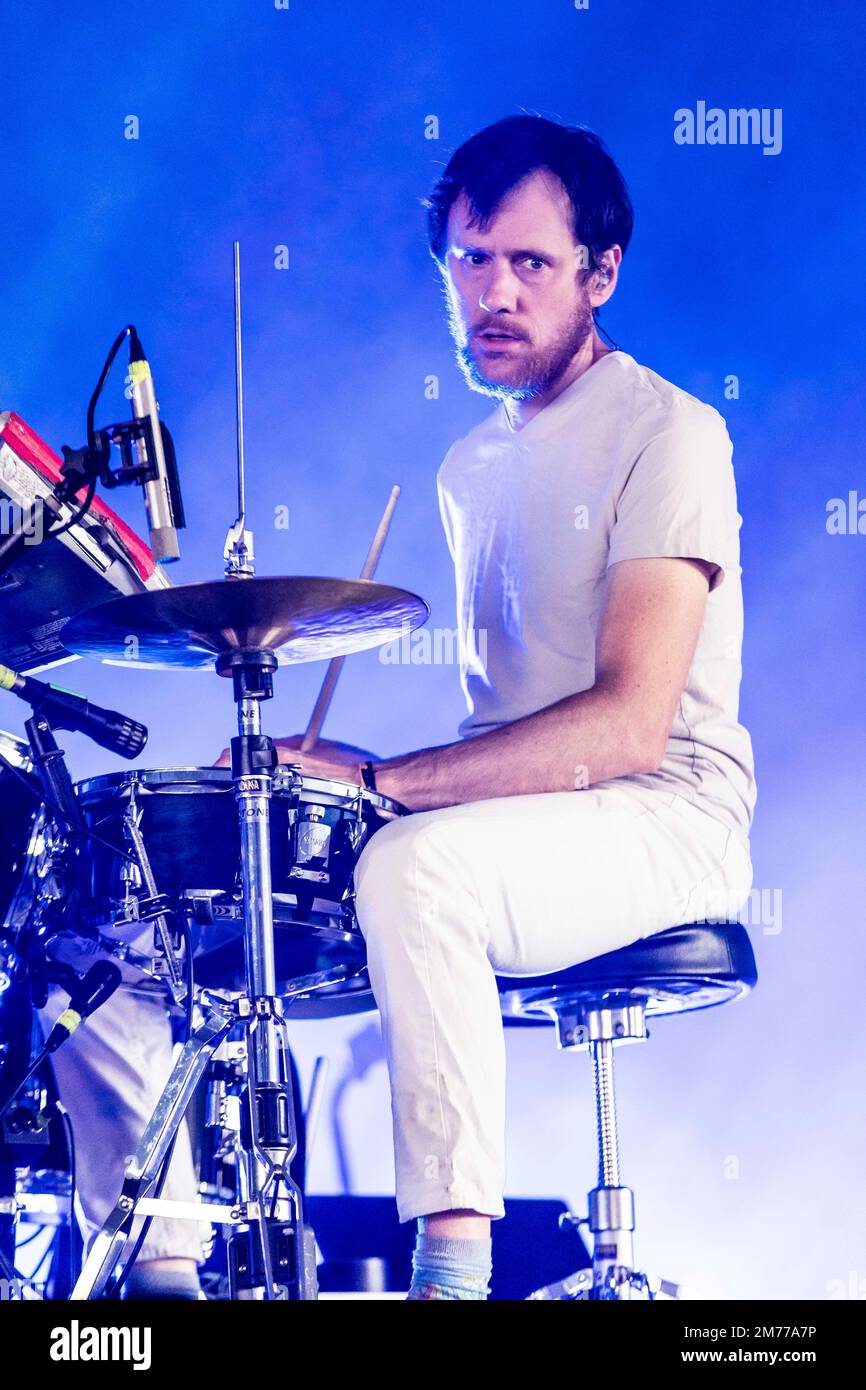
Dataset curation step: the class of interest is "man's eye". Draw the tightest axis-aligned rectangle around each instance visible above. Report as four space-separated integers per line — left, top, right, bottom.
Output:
524 257 546 271
465 253 487 266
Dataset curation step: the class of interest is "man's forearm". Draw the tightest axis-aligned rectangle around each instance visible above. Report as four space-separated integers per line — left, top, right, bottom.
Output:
373 682 661 811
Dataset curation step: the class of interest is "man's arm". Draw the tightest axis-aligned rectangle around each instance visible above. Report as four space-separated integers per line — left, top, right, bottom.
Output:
372 555 714 810
250 555 715 807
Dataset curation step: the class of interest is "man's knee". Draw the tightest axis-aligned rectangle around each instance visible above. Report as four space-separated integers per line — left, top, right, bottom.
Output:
354 813 429 931
353 809 475 942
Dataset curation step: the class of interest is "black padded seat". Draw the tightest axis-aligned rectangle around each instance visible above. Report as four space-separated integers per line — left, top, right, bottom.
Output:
283 922 757 1022
498 921 757 1024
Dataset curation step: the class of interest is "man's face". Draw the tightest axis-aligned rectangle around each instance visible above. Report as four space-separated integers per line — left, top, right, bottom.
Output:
441 168 596 400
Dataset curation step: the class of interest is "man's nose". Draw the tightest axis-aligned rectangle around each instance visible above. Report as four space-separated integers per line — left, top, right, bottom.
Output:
478 262 519 314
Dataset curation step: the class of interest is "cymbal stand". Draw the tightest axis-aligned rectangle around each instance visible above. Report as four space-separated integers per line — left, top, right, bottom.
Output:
71 243 316 1298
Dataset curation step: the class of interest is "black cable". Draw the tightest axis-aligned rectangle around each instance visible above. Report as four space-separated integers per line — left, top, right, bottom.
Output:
0 1047 48 1121
14 1228 43 1249
0 1225 53 1298
27 1235 55 1287
43 472 98 542
4 1092 77 1300
0 749 138 866
58 1105 77 1296
0 1248 30 1297
46 325 134 542
596 318 622 352
103 1132 179 1301
0 1246 22 1295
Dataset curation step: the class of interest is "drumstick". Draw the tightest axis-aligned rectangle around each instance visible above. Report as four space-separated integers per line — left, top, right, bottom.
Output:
300 484 401 752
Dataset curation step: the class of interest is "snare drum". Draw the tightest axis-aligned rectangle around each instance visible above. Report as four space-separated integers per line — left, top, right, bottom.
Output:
51 766 405 1012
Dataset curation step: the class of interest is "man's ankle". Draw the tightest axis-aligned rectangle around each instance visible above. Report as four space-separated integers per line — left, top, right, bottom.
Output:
121 1258 201 1301
407 1230 493 1301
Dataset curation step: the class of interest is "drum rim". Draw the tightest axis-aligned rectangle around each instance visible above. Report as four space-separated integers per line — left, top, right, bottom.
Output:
0 727 34 773
74 765 407 817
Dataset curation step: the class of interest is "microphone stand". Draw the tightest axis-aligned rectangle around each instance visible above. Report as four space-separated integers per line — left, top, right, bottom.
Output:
23 712 84 839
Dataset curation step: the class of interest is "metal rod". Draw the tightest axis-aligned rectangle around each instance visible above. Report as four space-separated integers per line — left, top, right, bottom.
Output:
224 242 255 577
233 240 246 526
592 1040 621 1188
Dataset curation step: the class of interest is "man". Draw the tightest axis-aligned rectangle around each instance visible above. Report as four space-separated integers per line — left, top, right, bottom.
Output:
273 114 757 1299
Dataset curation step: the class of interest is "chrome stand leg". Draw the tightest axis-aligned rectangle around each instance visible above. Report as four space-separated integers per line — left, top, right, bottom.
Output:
71 1000 234 1300
221 655 313 1301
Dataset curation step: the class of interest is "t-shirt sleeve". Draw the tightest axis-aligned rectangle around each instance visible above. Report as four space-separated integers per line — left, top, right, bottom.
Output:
606 407 739 592
436 445 459 562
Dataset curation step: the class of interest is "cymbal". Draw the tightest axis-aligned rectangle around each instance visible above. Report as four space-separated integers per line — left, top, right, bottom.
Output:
62 576 429 670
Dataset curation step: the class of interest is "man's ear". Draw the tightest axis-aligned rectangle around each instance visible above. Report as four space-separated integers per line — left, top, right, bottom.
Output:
588 244 622 308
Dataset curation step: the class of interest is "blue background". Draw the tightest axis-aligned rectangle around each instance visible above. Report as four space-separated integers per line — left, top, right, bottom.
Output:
2 0 864 1299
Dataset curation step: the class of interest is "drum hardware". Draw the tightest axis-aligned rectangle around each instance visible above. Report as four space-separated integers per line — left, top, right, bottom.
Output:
120 794 186 1005
68 985 306 1301
1 714 123 1116
23 714 85 849
278 961 367 1001
1 1178 76 1229
0 1024 84 1301
0 732 129 1299
61 244 428 1300
16 794 181 1005
36 766 393 1003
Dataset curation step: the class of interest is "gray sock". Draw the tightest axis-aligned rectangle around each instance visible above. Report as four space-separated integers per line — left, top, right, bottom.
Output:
407 1231 493 1300
121 1265 201 1300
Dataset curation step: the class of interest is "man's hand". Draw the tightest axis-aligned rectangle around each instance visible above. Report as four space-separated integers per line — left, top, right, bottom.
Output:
213 735 378 787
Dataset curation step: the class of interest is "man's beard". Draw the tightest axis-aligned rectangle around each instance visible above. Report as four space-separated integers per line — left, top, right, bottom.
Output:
449 296 596 401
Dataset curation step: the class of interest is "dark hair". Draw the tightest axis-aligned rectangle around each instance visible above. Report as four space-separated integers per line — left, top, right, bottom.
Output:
424 114 633 272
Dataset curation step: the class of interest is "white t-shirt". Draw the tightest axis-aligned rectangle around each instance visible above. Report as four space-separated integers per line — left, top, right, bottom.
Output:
436 349 757 842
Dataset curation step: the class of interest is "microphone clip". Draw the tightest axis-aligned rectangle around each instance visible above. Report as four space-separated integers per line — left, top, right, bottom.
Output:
61 416 160 493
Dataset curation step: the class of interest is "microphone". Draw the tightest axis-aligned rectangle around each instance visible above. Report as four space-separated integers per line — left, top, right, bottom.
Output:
0 962 123 1121
45 962 122 1052
0 662 148 760
128 328 185 562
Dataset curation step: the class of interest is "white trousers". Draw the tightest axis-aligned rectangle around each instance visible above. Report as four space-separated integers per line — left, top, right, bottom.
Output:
44 782 753 1248
39 986 204 1265
352 783 754 1224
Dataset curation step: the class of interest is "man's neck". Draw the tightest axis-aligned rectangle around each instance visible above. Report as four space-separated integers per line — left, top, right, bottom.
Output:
503 332 613 431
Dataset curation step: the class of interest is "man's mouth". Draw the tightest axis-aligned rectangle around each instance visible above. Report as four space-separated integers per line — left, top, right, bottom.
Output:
476 329 524 348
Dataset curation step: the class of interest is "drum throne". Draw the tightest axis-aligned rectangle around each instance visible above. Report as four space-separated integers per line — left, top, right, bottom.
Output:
497 919 758 1300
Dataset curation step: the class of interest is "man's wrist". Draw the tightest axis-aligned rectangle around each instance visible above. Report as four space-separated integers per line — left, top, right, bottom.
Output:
362 755 410 808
